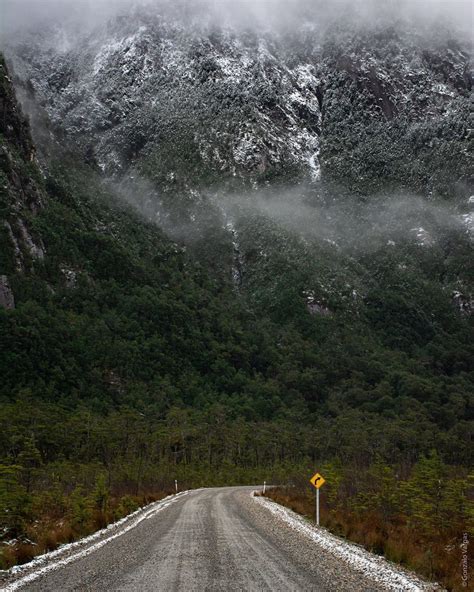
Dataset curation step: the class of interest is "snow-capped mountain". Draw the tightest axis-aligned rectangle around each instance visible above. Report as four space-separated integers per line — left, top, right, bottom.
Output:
4 4 471 197
1 2 472 316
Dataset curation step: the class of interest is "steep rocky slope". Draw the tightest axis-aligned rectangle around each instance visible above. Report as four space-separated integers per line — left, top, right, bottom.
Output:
0 39 471 424
0 55 46 307
0 9 473 585
4 6 471 198
3 6 471 317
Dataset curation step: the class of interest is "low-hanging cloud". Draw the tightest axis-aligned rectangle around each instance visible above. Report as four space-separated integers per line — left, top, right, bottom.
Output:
217 184 472 254
1 0 472 38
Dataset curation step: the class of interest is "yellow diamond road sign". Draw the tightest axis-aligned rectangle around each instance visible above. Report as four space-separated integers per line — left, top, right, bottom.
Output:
310 472 326 489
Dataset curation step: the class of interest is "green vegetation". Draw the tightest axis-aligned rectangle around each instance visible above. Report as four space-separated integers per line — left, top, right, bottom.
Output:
0 52 472 589
266 453 472 591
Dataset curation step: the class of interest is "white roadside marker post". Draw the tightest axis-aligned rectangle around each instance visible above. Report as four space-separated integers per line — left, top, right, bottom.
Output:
263 481 266 494
175 479 178 494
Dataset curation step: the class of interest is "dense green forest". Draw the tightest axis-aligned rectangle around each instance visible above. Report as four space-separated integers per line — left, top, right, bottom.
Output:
0 47 472 589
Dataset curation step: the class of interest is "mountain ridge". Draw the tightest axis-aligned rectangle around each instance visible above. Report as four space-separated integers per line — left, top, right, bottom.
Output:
0 6 472 586
5 9 471 197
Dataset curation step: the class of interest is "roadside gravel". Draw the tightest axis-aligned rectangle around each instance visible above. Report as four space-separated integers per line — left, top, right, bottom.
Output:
0 492 189 591
250 492 444 592
0 487 443 592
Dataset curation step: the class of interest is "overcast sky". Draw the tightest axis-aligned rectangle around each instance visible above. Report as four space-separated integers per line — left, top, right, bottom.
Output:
0 0 472 37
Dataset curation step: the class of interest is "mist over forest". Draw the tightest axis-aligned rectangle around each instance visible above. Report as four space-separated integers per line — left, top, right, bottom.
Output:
0 0 472 589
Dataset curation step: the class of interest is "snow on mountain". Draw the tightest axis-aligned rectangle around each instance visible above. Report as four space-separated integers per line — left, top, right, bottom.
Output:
4 6 470 197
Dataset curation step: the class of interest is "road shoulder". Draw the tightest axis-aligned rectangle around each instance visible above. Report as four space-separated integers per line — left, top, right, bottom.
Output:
250 492 444 592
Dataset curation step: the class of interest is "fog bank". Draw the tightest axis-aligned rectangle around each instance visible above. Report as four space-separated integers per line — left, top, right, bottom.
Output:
1 0 472 38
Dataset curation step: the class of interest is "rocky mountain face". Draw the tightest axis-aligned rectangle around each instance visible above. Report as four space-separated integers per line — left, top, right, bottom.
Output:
0 56 46 308
0 4 472 318
3 7 471 309
5 7 471 198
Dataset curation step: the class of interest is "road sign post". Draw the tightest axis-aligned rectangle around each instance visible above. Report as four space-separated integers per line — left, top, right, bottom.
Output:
316 488 320 526
309 472 326 527
175 479 178 493
263 481 266 494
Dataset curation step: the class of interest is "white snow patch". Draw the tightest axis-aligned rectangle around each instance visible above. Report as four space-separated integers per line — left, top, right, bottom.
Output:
2 492 189 591
432 83 455 98
410 227 434 246
292 64 319 90
233 133 261 166
461 212 474 237
92 38 123 75
215 56 246 83
254 494 442 592
289 90 307 105
223 215 243 287
308 152 321 181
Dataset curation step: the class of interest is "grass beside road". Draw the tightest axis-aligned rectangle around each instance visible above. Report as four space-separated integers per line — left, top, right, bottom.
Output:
0 488 173 571
264 483 470 592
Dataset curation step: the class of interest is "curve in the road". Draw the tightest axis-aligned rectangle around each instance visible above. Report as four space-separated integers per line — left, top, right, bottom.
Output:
2 486 435 592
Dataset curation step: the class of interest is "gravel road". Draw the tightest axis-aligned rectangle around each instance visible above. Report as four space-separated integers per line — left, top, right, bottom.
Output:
1 486 424 592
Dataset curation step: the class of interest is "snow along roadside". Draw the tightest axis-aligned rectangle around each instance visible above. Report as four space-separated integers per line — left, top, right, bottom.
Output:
1 491 190 591
253 494 444 592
